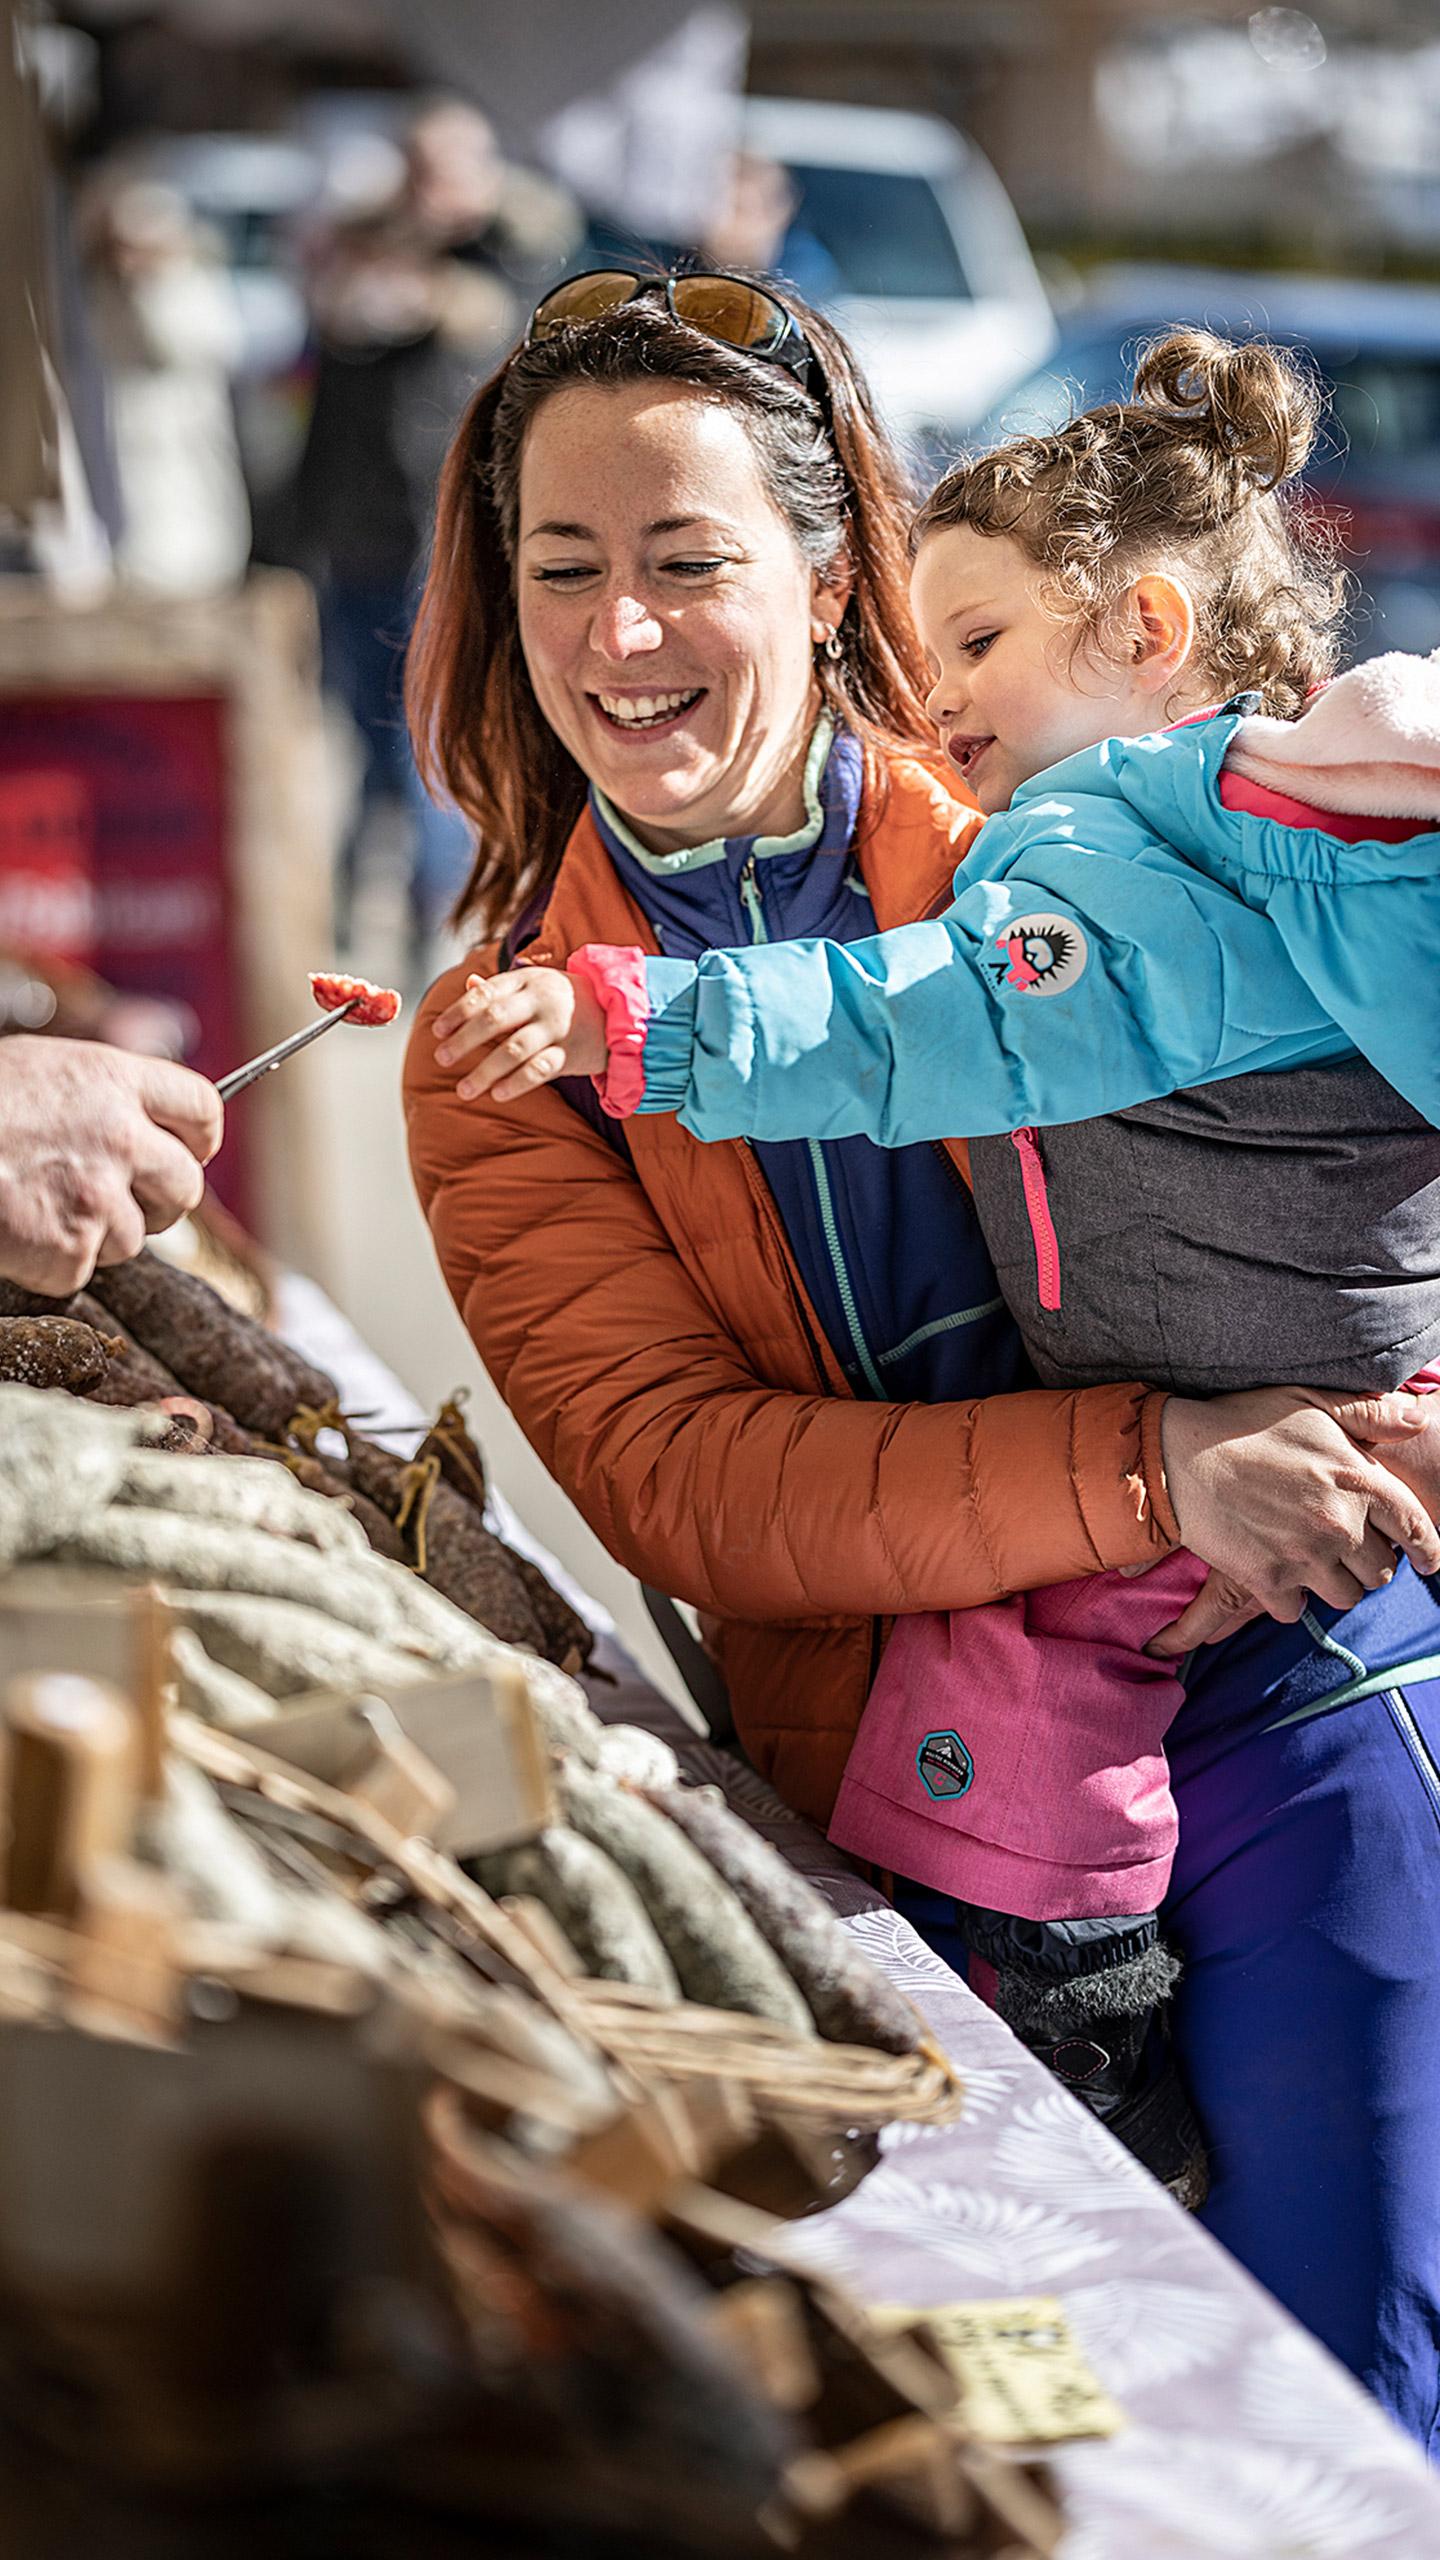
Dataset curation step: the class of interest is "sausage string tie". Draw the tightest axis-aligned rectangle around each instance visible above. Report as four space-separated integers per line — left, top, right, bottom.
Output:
395 1452 442 1576
286 1395 350 1454
425 1391 489 1509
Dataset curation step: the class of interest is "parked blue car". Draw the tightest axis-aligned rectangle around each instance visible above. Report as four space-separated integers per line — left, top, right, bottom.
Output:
966 266 1440 661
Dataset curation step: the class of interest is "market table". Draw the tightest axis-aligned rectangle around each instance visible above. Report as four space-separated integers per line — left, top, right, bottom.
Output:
284 1275 1440 2560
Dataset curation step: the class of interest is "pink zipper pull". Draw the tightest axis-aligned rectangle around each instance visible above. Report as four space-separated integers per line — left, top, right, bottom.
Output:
1011 1126 1062 1312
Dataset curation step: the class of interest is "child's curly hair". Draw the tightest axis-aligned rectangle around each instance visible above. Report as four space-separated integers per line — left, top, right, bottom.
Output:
913 328 1351 718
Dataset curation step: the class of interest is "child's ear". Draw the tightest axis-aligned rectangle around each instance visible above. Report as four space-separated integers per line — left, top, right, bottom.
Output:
1127 574 1196 694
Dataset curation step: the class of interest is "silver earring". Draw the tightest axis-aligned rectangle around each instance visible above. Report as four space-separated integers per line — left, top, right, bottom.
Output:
822 628 843 663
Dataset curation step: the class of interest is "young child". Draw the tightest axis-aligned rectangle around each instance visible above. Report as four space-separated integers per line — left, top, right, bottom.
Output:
436 330 1440 2202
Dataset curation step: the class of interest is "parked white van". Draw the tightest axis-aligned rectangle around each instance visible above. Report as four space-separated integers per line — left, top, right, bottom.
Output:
741 97 1055 464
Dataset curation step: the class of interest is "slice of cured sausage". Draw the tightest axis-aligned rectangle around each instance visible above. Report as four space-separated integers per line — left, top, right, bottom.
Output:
308 971 401 1027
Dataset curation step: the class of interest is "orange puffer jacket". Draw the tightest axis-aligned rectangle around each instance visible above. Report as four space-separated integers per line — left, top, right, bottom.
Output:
404 746 1176 1828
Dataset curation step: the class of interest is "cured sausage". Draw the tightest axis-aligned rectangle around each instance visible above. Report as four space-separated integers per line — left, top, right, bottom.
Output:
343 1427 553 1657
474 1829 679 1998
648 1784 922 2055
87 1252 336 1437
308 971 401 1027
558 1763 814 2035
0 1315 116 1393
286 1450 409 1561
416 1398 594 1672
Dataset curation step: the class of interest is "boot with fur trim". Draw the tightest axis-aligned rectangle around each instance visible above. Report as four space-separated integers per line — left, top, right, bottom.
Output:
989 1940 1209 2210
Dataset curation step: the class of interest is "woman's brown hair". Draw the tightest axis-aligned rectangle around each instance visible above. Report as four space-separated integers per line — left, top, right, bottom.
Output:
913 327 1350 718
407 284 934 932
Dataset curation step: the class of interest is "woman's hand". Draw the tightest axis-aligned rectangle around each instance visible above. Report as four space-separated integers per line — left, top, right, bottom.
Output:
432 967 608 1103
1147 1384 1440 1658
1337 1386 1440 1522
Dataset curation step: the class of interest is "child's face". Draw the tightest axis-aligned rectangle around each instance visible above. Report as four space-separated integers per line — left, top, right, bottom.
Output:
911 525 1171 814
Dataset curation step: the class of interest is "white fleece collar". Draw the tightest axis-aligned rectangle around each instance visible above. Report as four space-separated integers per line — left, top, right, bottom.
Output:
1225 648 1440 818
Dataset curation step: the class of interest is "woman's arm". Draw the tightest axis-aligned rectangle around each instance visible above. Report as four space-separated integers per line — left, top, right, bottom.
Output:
407 971 1177 1621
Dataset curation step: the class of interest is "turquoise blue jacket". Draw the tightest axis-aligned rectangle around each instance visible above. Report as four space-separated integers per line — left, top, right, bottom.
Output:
631 708 1440 1141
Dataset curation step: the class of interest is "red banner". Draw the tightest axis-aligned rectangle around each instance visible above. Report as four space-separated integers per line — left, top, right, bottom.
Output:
0 769 96 965
0 694 250 1219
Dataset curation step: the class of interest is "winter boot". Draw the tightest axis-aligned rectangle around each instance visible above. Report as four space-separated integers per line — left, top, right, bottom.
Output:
956 1905 1209 2210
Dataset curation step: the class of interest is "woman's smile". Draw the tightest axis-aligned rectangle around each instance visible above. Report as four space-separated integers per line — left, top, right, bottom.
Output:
589 684 709 737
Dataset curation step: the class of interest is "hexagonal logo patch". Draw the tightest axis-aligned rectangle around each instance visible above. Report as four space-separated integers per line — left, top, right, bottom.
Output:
916 1730 975 1801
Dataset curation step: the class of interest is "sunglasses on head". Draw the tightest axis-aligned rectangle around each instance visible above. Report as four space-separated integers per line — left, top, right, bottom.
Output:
524 268 829 412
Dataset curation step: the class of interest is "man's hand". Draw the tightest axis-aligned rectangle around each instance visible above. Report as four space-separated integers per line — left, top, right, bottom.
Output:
0 1037 223 1296
433 967 608 1103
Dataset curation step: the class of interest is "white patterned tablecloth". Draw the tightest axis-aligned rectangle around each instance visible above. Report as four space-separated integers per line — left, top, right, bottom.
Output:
591 1643 1440 2560
281 1277 1440 2559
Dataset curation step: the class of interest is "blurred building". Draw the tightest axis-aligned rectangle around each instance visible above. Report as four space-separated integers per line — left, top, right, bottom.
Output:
748 0 1440 272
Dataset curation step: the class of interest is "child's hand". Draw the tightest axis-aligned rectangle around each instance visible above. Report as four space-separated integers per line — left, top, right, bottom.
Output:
432 966 608 1102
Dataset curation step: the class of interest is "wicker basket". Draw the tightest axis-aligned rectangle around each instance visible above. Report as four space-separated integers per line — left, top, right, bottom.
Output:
178 1717 963 2138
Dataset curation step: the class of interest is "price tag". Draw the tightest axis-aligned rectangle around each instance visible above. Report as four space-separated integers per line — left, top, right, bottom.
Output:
875 2295 1124 2445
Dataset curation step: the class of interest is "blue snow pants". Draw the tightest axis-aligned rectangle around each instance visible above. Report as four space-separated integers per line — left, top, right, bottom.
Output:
896 1562 1440 2452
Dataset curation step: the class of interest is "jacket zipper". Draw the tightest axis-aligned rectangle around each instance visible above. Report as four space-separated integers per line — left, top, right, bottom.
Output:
931 1138 971 1203
737 853 766 943
1387 1688 1440 1820
739 854 886 1398
1011 1126 1062 1313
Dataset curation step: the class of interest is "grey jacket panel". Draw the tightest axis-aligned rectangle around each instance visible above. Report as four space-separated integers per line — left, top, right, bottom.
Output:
968 1057 1440 1394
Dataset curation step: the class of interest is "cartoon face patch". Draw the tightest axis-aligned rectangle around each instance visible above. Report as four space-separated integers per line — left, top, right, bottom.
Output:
916 1730 975 1800
985 914 1089 999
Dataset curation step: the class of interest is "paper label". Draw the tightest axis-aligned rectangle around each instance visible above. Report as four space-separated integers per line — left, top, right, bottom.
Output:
876 2295 1124 2444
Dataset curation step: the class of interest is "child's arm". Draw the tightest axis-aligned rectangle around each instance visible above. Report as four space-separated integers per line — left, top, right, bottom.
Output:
435 835 1349 1142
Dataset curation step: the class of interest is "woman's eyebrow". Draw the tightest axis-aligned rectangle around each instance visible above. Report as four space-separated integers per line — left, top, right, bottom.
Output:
523 514 725 541
525 519 595 541
944 602 998 630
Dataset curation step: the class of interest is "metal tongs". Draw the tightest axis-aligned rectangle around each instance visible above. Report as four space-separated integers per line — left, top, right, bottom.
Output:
216 1000 358 1101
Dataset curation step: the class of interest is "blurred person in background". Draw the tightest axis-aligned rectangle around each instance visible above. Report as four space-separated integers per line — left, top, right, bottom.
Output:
699 149 840 309
77 169 250 598
288 95 580 969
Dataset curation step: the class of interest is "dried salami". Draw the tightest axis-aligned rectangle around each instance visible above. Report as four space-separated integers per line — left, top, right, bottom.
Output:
648 1784 922 2054
417 1397 593 1671
68 1293 253 1451
286 1451 409 1561
0 1315 117 1393
417 1392 488 1508
344 1428 553 1657
87 1252 336 1436
474 1829 679 1998
558 1763 814 2034
308 970 401 1027
0 1279 73 1320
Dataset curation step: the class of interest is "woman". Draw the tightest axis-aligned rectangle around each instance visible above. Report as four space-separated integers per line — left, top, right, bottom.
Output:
402 273 1440 2444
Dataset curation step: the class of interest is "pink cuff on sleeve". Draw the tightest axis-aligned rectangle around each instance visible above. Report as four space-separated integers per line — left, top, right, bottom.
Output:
566 944 651 1119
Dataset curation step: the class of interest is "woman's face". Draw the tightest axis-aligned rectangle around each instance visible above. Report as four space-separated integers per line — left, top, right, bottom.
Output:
516 381 846 853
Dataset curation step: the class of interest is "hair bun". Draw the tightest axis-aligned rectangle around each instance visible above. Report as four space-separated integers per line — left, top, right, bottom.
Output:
1132 326 1318 493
